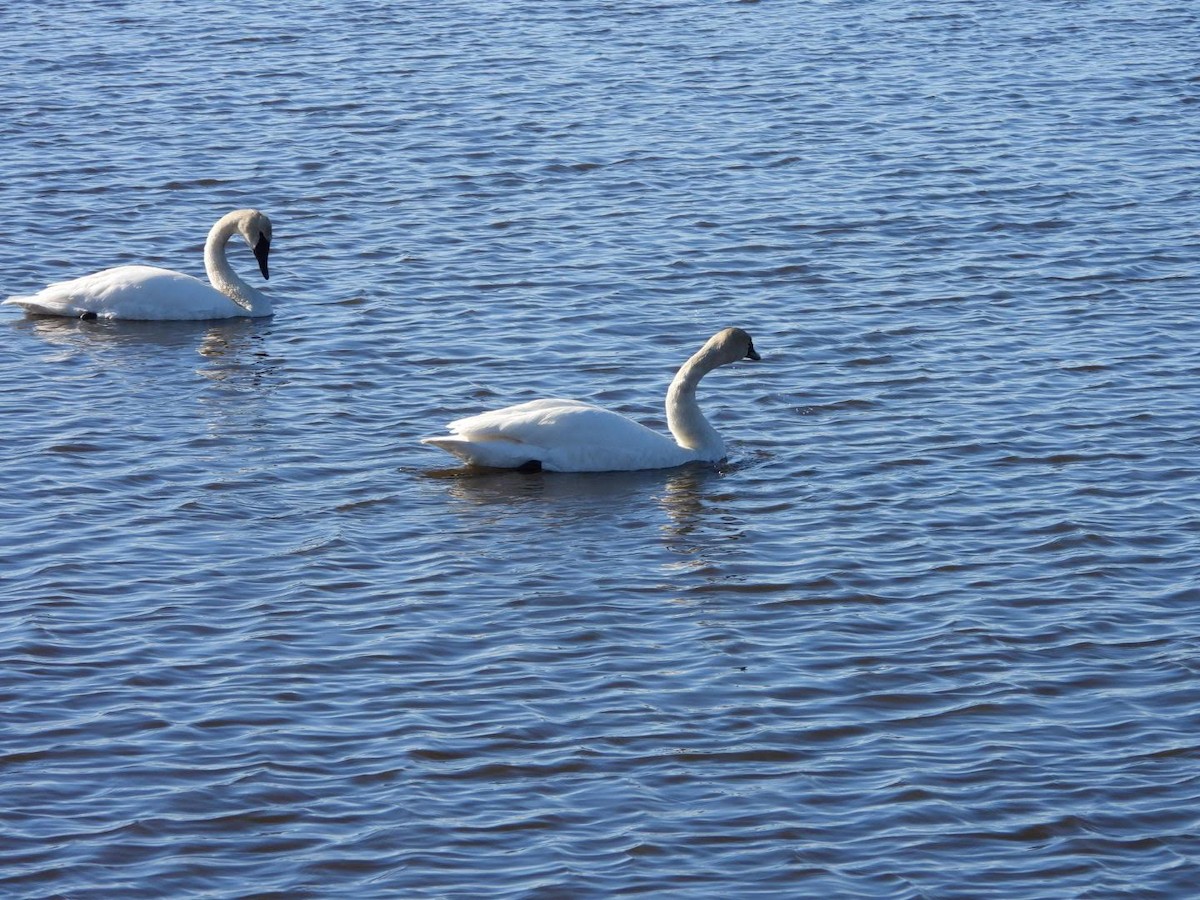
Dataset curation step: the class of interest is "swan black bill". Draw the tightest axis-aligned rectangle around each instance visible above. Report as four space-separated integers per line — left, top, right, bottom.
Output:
254 235 270 280
746 342 761 361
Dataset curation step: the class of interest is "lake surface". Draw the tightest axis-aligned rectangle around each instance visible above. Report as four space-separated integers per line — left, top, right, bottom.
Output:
2 1 1199 896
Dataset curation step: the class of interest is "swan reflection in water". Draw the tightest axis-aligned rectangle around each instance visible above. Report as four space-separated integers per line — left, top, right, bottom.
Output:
15 314 275 380
425 460 747 564
14 314 281 442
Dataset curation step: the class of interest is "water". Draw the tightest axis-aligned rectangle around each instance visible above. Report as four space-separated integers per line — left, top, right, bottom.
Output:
2 1 1199 896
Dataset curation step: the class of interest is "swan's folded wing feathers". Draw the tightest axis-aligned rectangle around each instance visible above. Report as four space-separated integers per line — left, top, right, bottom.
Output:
423 400 593 468
3 293 76 316
425 399 693 472
421 435 541 468
446 399 598 439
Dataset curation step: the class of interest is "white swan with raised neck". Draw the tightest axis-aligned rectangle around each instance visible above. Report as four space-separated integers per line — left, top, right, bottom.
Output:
422 327 761 473
3 209 273 321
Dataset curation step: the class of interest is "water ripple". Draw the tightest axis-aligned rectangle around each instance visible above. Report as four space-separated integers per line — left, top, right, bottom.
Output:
2 0 1200 897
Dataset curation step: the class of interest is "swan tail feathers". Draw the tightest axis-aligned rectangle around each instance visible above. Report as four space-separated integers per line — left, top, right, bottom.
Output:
422 435 543 470
3 294 88 318
420 436 474 461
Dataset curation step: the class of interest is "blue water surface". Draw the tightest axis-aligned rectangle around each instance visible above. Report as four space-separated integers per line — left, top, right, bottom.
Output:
2 1 1199 897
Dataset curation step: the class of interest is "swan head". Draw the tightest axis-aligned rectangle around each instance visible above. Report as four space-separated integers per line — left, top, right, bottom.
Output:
236 209 272 280
707 327 761 365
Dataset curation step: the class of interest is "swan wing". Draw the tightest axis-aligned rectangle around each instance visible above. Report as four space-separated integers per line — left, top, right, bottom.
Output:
4 265 249 320
424 399 695 472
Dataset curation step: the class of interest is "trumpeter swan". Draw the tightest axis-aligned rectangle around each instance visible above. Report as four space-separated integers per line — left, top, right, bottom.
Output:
422 327 761 472
3 209 274 320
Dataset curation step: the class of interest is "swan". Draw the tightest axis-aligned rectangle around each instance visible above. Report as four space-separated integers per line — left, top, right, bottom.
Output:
422 327 761 472
3 209 273 320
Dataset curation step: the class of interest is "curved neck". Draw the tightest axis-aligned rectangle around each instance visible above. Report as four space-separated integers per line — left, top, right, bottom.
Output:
204 211 269 314
665 345 725 458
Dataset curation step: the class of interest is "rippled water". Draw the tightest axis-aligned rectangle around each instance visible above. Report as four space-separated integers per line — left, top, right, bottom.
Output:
3 1 1200 896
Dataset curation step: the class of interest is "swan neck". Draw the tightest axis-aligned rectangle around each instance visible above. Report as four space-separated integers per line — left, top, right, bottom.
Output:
204 212 268 314
665 347 724 457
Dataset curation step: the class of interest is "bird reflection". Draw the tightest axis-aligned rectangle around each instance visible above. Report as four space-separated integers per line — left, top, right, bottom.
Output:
425 460 744 555
655 464 749 571
423 459 753 598
194 321 277 387
654 465 711 535
13 313 280 446
14 313 276 385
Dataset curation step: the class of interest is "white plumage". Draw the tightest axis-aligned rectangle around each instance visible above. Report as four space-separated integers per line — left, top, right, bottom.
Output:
423 328 760 473
3 209 273 321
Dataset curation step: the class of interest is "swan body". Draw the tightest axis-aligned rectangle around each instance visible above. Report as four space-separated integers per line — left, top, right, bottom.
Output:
3 209 273 320
423 327 760 472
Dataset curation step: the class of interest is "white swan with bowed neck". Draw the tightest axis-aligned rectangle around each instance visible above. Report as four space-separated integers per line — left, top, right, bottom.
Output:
3 209 273 320
422 327 761 472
